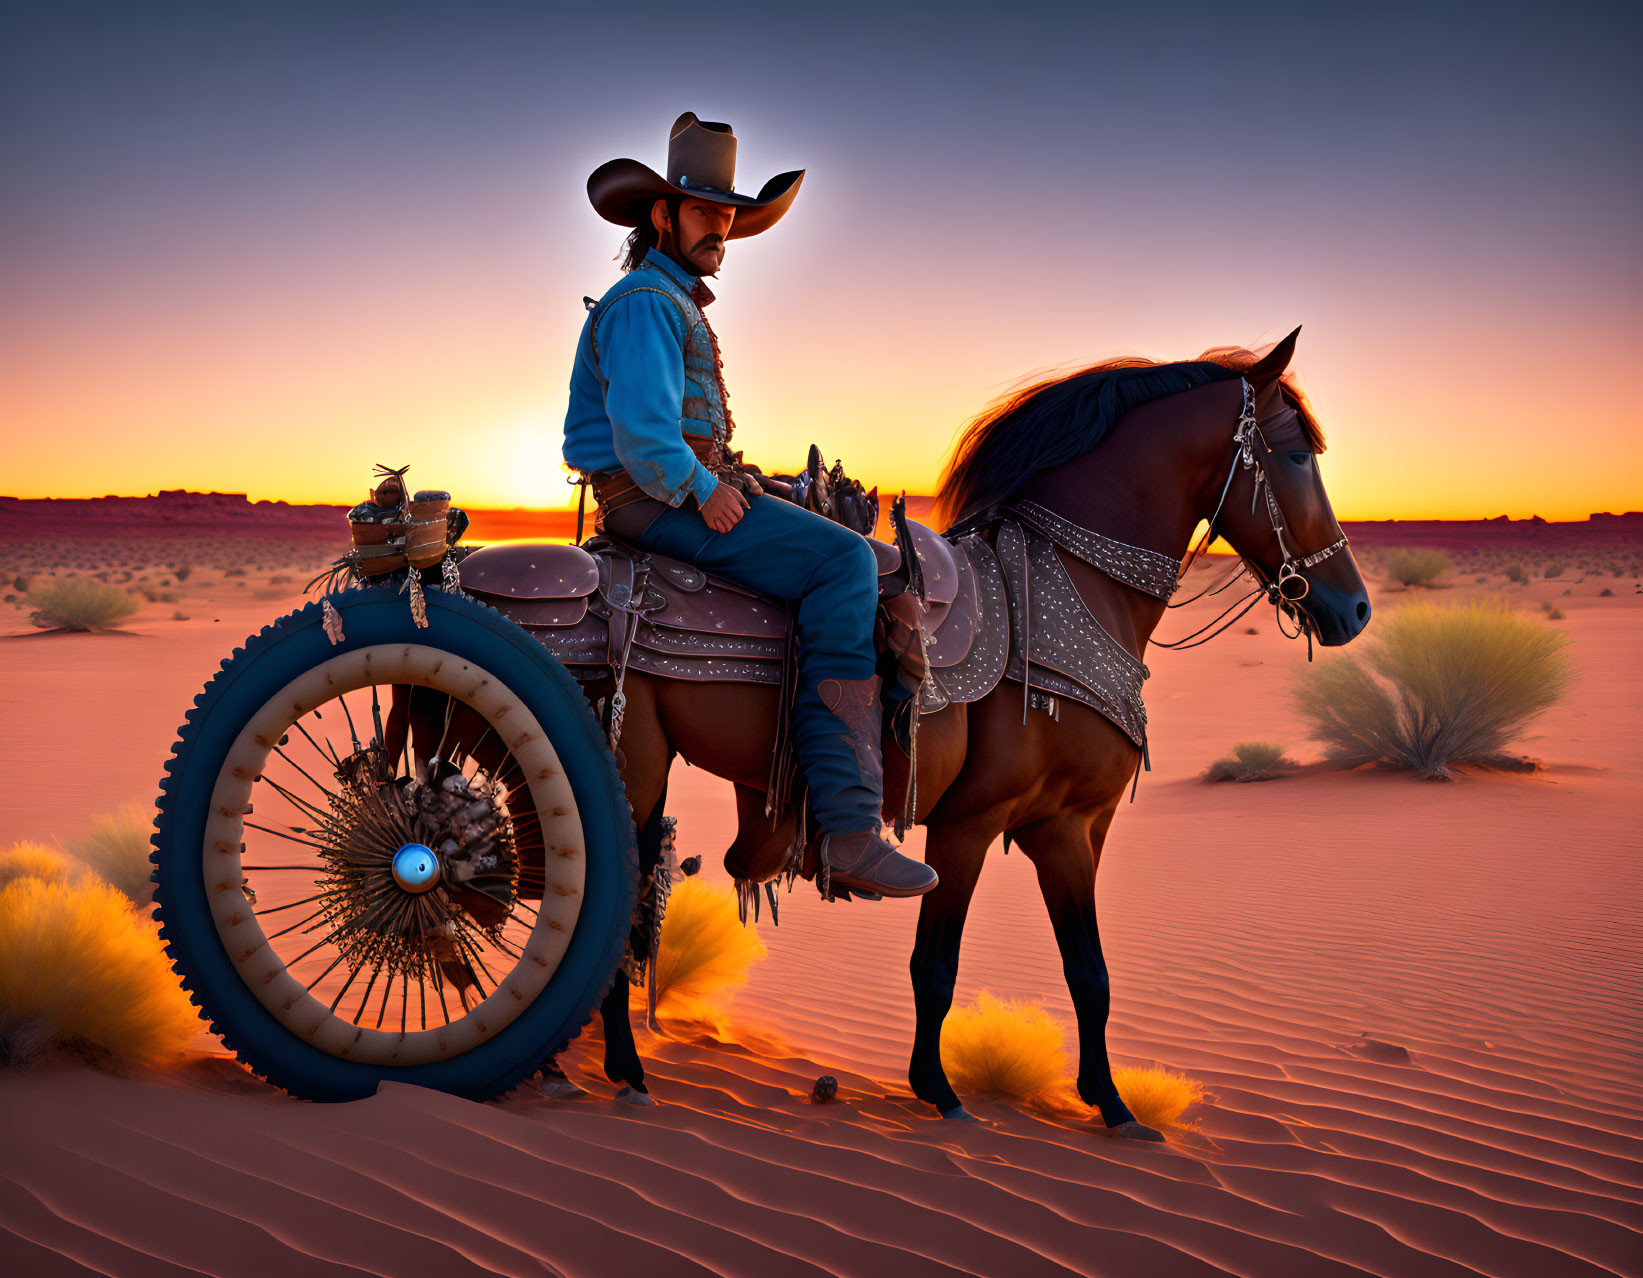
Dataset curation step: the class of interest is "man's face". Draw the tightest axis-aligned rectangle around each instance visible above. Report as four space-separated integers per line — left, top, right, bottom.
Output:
654 198 735 275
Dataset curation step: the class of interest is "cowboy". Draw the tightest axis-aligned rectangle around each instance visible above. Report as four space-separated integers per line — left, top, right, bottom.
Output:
562 113 936 900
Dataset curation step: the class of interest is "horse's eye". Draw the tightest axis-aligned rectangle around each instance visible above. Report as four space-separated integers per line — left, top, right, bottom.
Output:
1288 452 1311 466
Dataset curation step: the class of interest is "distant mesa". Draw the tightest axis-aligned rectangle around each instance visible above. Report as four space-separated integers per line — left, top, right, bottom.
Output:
0 490 349 542
0 490 573 545
1 492 1639 549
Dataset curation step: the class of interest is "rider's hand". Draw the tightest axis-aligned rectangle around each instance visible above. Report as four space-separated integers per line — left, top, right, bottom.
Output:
701 480 749 533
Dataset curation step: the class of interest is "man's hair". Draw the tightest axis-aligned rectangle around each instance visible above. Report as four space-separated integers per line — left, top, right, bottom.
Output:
619 196 683 272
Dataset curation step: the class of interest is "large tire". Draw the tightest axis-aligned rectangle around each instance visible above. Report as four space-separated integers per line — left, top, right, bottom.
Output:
151 587 636 1102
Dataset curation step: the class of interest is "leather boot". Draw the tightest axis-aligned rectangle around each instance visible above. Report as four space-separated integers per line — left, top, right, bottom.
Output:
814 674 938 899
821 829 938 899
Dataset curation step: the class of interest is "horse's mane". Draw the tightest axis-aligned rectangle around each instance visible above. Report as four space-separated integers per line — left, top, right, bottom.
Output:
935 345 1326 528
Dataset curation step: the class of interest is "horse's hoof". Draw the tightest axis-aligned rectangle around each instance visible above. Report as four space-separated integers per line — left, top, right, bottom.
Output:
1107 1118 1165 1142
938 1104 980 1123
534 1076 588 1100
614 1085 657 1108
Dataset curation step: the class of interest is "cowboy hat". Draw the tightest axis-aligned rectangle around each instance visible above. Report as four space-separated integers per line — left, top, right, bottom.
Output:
587 112 804 240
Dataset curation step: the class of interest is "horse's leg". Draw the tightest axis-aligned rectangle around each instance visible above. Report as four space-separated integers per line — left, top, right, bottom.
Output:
907 820 993 1120
602 775 670 1104
1018 811 1163 1141
600 978 649 1102
598 678 672 1105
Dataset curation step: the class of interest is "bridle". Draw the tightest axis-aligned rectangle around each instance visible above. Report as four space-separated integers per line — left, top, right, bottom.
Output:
1157 378 1350 655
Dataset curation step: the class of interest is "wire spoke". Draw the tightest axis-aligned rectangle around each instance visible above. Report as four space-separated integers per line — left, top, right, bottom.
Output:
431 694 456 767
373 965 396 1029
458 723 495 769
352 962 383 1027
327 958 369 1014
242 863 325 872
264 906 329 942
243 821 327 851
285 927 341 969
451 925 502 993
261 774 335 827
254 892 329 917
271 743 341 803
429 946 453 1027
303 946 353 995
336 690 363 752
290 716 343 771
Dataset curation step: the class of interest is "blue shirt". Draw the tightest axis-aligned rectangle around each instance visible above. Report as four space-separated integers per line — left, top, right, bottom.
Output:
562 249 723 506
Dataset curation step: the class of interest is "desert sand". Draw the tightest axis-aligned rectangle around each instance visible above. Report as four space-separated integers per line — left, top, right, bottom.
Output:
1 522 1640 1277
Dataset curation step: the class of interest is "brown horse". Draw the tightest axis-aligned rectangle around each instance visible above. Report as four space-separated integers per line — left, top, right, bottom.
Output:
410 328 1370 1135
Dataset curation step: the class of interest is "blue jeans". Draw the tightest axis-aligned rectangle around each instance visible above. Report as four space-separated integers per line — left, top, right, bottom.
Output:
631 494 882 833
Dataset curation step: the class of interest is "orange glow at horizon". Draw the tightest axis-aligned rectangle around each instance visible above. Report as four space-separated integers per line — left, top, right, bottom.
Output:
6 308 1638 523
4 186 1639 523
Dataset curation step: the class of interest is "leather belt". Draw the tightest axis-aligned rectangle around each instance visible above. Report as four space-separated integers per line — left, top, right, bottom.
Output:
587 434 717 520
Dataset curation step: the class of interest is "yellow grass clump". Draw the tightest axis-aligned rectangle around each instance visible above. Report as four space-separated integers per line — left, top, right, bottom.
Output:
1112 1065 1206 1132
1294 598 1572 779
0 841 84 890
0 874 199 1068
942 993 1206 1129
941 991 1070 1101
25 576 140 631
65 806 156 907
653 878 767 1016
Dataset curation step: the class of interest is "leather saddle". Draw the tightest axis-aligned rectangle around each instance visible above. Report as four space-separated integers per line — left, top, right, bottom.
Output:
456 521 1010 711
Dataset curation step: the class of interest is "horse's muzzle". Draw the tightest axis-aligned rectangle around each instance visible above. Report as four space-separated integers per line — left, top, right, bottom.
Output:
1301 576 1372 646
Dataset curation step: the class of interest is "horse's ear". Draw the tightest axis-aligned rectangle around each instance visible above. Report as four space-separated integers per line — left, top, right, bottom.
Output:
1246 326 1301 388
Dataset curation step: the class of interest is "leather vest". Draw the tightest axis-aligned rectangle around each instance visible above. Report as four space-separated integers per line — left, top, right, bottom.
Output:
590 263 733 461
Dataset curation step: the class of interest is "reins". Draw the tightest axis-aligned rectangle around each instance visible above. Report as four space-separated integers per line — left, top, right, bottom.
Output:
1155 378 1346 658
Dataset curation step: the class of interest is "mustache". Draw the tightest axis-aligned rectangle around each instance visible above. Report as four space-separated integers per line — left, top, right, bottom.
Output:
690 235 725 253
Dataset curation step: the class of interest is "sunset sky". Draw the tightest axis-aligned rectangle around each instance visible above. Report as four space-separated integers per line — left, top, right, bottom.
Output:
3 1 1639 520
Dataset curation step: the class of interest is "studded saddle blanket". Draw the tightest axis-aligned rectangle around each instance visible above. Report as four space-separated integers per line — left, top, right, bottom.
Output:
457 510 1155 747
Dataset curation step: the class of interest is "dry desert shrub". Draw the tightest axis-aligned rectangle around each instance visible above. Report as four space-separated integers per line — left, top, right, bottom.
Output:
652 878 767 1015
1382 547 1452 588
66 806 156 907
1294 599 1572 779
0 841 84 890
941 992 1206 1129
941 990 1070 1100
0 873 199 1068
1203 741 1298 783
1111 1065 1206 1131
25 577 139 631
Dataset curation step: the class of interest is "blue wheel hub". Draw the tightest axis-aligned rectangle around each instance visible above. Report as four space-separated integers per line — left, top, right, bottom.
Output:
391 842 440 893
